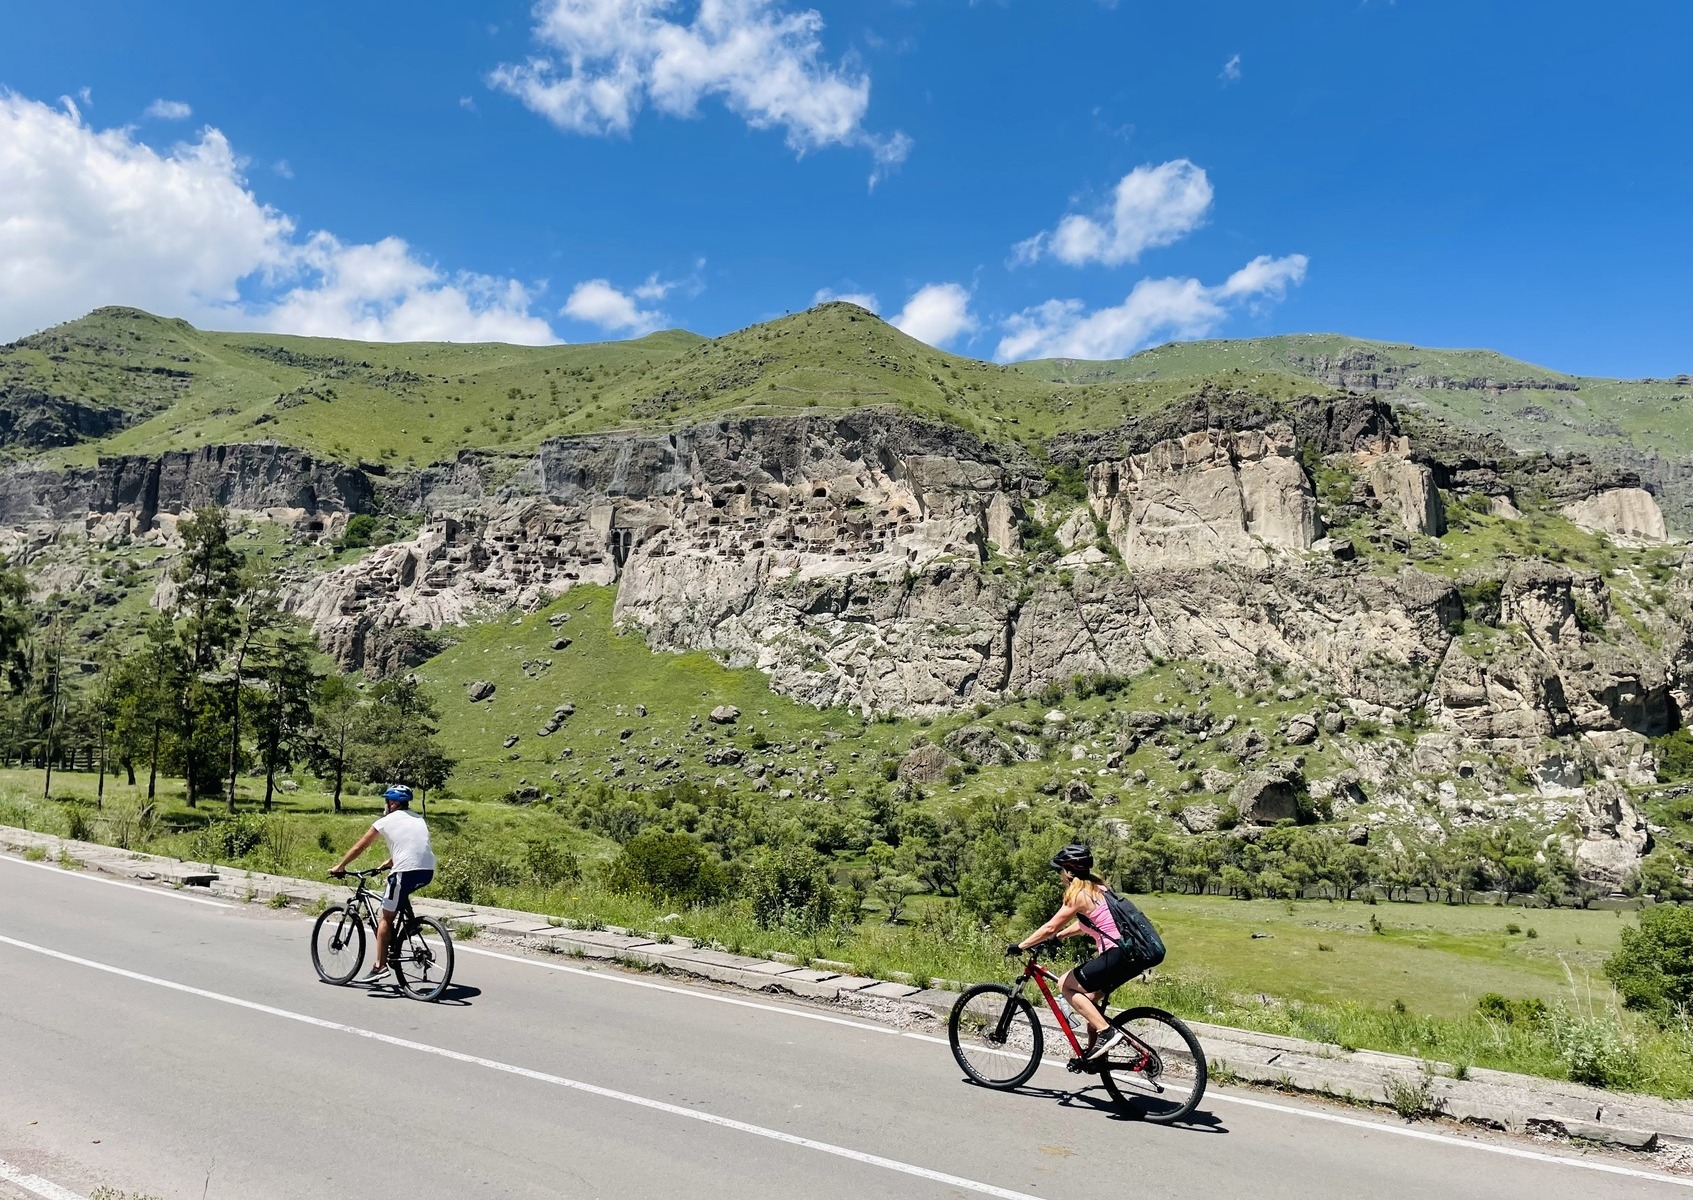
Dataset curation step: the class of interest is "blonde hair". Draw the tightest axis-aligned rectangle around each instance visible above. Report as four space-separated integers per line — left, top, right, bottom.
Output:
1064 874 1107 911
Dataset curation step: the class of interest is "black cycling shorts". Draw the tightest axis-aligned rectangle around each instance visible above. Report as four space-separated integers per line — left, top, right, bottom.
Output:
382 868 434 913
1073 944 1149 994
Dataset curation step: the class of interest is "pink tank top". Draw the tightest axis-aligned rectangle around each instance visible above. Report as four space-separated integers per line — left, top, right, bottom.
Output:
1082 896 1120 952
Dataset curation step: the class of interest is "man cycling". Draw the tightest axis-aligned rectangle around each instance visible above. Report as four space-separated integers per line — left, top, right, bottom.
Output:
1007 844 1143 1060
330 784 436 982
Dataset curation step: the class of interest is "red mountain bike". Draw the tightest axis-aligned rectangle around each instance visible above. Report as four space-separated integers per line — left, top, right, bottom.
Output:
948 939 1207 1123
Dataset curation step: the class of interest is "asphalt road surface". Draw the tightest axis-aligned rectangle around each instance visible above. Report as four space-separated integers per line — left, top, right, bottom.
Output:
1 853 1685 1200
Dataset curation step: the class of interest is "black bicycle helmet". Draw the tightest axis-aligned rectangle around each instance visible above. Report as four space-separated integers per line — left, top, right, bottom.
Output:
383 784 414 806
1050 843 1093 874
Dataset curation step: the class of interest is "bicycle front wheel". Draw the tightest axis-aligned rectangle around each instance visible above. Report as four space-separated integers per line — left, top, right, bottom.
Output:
393 916 455 1001
1097 1006 1207 1123
311 905 366 984
949 983 1043 1090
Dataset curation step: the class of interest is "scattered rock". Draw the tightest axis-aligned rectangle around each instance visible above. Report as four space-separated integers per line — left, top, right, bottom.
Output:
1200 768 1237 794
897 744 955 784
1285 713 1320 746
1177 805 1220 834
502 734 519 749
468 681 496 702
1044 709 1069 726
1063 779 1094 804
552 637 571 650
709 705 740 725
946 723 1015 767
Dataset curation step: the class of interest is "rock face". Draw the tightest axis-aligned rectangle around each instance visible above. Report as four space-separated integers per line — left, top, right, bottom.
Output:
1561 488 1668 542
1366 457 1446 536
897 744 954 784
1565 781 1652 887
0 443 372 531
1086 425 1319 568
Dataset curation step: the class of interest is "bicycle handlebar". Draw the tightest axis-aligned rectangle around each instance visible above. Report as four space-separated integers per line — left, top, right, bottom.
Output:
329 867 386 879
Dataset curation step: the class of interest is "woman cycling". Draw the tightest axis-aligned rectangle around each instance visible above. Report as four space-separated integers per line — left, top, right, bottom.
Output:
1007 843 1137 1059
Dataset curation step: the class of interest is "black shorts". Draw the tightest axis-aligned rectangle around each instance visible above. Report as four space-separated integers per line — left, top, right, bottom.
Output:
382 868 434 913
1073 944 1148 995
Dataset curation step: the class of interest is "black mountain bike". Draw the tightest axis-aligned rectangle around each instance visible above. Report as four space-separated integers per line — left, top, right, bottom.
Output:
311 868 455 1001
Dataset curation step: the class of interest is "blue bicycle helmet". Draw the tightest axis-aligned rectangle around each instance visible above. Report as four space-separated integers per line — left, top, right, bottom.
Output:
383 784 414 806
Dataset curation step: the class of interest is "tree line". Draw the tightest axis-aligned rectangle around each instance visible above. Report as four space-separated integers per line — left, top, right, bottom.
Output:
0 507 453 813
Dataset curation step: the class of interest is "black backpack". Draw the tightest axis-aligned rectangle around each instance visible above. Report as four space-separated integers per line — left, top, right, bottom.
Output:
1078 888 1166 970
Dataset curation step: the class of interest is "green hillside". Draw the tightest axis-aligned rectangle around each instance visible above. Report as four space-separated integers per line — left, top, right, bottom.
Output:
1 303 1325 469
1014 333 1693 478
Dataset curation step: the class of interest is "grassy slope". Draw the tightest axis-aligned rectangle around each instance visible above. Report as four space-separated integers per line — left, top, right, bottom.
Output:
1013 332 1693 467
5 304 1326 469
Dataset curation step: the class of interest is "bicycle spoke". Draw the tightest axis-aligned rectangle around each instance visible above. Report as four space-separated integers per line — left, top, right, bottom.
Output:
1097 1009 1207 1123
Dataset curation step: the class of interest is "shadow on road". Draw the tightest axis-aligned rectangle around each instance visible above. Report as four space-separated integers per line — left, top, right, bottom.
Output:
357 981 482 1007
962 1078 1228 1135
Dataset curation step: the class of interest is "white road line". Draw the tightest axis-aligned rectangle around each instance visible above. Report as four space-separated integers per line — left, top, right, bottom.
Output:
0 934 1041 1200
0 853 233 909
459 944 1693 1188
0 1157 84 1200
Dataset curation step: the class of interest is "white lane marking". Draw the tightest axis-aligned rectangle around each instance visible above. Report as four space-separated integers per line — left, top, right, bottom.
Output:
0 853 233 909
458 945 914 1038
0 1157 85 1200
0 935 1041 1200
459 944 1692 1188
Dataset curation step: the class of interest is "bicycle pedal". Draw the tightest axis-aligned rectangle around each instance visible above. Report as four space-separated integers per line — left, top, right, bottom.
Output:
1066 1058 1086 1074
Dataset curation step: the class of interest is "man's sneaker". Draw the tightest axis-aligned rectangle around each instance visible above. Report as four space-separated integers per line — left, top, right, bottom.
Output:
1085 1026 1126 1060
361 966 389 982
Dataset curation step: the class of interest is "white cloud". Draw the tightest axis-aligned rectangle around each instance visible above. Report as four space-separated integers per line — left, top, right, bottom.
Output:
1220 54 1241 83
813 287 880 312
563 278 669 334
1017 159 1214 268
891 282 977 348
491 0 909 179
995 254 1308 361
0 92 555 344
144 98 192 120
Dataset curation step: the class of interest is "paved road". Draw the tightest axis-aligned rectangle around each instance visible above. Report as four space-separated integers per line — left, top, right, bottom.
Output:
0 854 1684 1200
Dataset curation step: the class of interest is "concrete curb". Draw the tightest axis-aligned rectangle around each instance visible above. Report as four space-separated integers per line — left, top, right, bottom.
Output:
3 825 1687 1152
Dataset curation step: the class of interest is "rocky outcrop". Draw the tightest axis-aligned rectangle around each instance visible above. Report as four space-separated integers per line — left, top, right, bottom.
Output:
1366 457 1446 535
1565 781 1652 887
1086 425 1319 569
1561 487 1668 542
0 443 372 533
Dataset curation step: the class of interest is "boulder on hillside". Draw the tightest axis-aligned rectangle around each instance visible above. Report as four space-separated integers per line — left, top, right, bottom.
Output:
708 705 740 725
897 744 955 784
1063 779 1094 804
467 680 496 702
1177 804 1220 834
1230 764 1306 825
1285 713 1320 745
946 723 1015 767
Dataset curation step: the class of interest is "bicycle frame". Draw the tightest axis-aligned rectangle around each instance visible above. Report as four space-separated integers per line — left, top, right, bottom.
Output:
1015 958 1089 1058
1010 950 1157 1075
338 872 419 958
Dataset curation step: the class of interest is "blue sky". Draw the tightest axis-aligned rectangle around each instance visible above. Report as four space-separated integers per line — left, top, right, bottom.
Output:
0 1 1687 375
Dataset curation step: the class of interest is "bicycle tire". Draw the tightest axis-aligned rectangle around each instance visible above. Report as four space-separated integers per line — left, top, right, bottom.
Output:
1096 1006 1207 1123
311 905 366 984
393 915 455 1001
948 983 1043 1090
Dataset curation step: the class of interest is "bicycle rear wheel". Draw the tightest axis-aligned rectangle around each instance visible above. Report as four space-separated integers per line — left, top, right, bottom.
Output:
948 984 1043 1090
393 915 454 1001
1097 1006 1207 1123
311 905 366 984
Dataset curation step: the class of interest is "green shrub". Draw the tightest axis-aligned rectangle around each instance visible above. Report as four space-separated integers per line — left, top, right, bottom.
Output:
1605 904 1693 1019
604 830 726 906
1475 993 1547 1025
338 513 380 550
1546 1005 1640 1088
741 842 834 931
191 813 266 861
